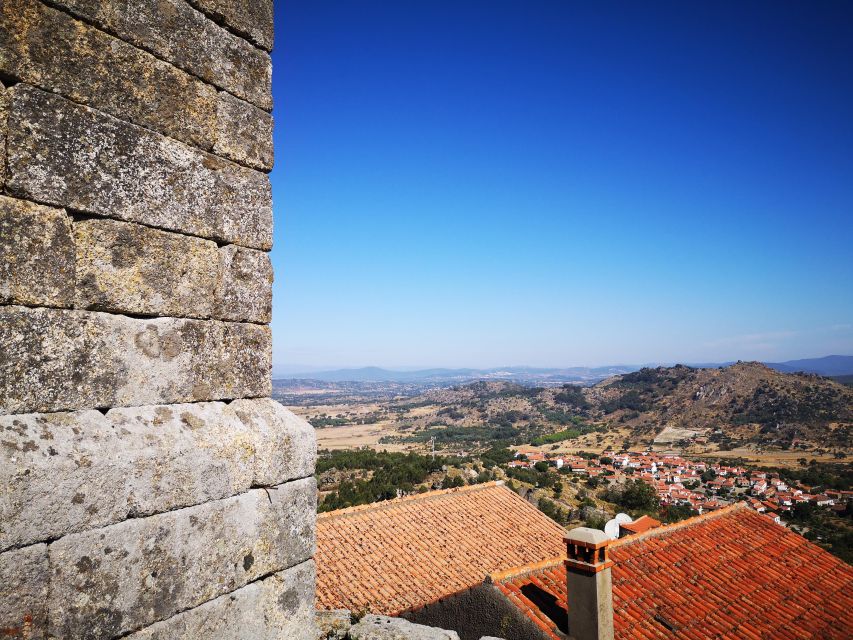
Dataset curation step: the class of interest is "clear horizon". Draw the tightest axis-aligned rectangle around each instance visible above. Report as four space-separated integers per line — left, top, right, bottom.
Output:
273 354 852 375
269 2 853 369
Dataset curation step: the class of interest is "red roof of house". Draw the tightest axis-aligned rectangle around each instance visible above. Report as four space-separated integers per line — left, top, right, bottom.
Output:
492 503 853 639
315 482 566 615
618 514 661 535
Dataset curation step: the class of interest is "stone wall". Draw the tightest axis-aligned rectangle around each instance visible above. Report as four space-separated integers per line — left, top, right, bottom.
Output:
0 2 318 638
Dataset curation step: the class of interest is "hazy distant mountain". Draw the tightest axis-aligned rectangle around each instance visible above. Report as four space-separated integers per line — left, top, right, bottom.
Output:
282 366 476 382
765 355 853 376
278 365 640 384
276 355 853 384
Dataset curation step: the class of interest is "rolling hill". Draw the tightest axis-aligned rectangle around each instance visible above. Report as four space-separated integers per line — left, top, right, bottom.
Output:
373 362 852 454
589 362 853 450
765 355 853 376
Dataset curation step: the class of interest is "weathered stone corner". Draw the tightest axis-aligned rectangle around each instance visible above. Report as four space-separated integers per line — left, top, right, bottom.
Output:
0 198 274 323
0 306 272 414
1 401 316 551
40 0 273 111
189 0 275 52
5 85 273 250
0 1 316 638
48 479 316 638
216 244 275 323
0 405 317 639
216 91 275 171
126 561 318 640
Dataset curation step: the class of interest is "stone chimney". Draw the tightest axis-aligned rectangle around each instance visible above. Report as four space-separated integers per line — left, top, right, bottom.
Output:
564 528 615 640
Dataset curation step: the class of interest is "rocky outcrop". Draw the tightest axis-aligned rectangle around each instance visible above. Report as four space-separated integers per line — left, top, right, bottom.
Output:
318 610 356 639
317 612 506 640
349 617 460 640
319 614 459 640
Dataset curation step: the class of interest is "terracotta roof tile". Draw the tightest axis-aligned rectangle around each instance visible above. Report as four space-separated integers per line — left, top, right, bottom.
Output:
315 481 566 615
493 503 853 639
620 514 662 535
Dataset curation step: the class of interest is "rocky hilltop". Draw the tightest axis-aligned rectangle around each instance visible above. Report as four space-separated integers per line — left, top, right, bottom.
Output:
372 363 851 454
591 362 852 450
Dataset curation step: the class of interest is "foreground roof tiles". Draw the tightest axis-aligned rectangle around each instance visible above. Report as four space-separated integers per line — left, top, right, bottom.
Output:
316 481 566 614
494 504 853 639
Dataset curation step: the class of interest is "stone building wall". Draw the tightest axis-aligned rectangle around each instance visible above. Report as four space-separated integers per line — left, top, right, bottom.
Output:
0 1 318 638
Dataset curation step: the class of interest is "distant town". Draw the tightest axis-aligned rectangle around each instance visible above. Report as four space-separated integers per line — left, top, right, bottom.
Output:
509 448 847 520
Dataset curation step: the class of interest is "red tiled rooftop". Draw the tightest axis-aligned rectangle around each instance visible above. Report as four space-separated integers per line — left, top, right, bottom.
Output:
494 503 853 639
618 514 661 535
315 481 566 615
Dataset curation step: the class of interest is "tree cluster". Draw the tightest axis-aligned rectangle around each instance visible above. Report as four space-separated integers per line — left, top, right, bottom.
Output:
601 479 660 513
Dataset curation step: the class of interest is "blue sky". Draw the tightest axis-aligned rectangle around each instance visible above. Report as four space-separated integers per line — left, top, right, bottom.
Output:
269 1 853 370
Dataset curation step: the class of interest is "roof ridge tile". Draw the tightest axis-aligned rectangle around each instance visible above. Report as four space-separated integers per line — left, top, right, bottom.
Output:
317 480 505 519
610 502 748 549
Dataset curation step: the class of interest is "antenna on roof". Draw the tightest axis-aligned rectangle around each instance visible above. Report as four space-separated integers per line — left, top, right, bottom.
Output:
615 512 632 525
604 518 620 540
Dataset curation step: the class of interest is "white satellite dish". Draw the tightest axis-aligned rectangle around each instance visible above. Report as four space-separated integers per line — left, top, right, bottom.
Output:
615 512 633 525
604 519 620 540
